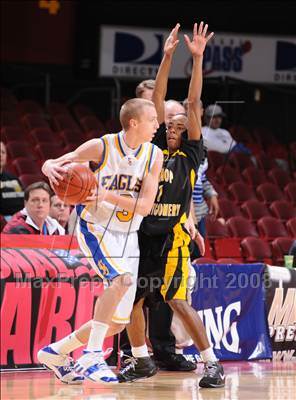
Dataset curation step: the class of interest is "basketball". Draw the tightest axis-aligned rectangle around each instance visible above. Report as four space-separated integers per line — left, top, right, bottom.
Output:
52 163 97 205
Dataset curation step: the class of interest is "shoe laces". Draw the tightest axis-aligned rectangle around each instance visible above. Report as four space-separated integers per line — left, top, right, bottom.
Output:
60 356 75 372
120 356 138 374
203 361 219 378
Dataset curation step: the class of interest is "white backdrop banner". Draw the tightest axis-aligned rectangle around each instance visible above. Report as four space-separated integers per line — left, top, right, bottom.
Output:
99 26 296 84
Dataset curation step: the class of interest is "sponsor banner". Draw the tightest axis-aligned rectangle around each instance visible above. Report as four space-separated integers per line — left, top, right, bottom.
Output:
183 263 272 362
0 246 114 369
266 266 296 361
99 25 296 84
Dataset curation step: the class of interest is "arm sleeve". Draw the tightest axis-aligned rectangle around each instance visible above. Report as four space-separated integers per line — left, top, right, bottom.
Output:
152 123 166 150
202 178 218 199
180 137 204 170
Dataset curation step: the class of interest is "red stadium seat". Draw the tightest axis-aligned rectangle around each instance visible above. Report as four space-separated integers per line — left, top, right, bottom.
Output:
104 118 121 133
257 216 288 240
256 183 284 205
242 166 267 187
210 182 228 199
286 218 296 237
59 129 85 146
80 115 105 133
35 143 64 161
226 216 258 238
205 217 229 240
6 141 35 160
0 110 19 127
241 199 270 222
207 151 226 170
29 127 58 144
255 152 277 171
214 238 242 261
19 173 45 188
229 152 254 171
268 168 292 190
228 182 257 204
47 102 70 116
284 182 296 204
53 114 81 132
86 130 104 140
16 100 44 116
13 158 40 175
270 200 296 221
241 237 273 264
216 165 241 186
72 104 95 120
218 198 243 220
1 127 25 143
271 237 294 265
21 113 49 131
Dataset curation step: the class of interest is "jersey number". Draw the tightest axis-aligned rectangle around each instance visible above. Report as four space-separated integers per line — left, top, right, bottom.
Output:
116 194 134 222
156 185 164 202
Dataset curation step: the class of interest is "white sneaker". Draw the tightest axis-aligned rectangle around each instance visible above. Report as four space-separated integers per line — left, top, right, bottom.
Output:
74 350 118 384
37 345 84 385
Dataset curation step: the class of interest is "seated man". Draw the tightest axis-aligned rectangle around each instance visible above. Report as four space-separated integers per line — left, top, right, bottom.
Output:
50 194 71 233
0 141 24 219
202 104 251 155
3 181 65 235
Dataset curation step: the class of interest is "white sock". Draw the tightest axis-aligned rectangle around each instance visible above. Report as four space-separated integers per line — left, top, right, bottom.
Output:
200 347 217 362
86 320 109 352
51 332 84 355
131 344 149 358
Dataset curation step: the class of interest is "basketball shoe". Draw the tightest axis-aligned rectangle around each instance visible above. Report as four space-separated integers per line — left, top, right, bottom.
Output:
74 350 118 383
117 356 158 383
199 361 225 388
37 345 84 385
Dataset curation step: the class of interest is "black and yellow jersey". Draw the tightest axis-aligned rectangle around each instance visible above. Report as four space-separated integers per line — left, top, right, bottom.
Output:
141 123 203 235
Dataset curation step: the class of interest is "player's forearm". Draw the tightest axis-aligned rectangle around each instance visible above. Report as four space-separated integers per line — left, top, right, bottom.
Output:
152 53 173 105
187 55 203 105
104 191 152 217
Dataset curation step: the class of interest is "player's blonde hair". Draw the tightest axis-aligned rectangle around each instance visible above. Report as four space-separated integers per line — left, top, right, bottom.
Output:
120 98 155 130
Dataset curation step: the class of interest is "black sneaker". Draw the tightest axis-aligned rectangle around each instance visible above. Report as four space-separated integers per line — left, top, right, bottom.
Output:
199 361 225 388
155 353 196 371
117 356 158 383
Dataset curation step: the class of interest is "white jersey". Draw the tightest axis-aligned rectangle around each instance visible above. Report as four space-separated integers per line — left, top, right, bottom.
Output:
76 131 158 232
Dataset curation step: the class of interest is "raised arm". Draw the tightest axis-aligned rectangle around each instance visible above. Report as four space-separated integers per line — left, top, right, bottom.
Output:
152 23 180 124
42 139 104 185
184 22 214 141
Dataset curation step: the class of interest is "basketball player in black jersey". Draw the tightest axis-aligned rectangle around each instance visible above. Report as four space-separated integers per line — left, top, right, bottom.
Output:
118 23 225 388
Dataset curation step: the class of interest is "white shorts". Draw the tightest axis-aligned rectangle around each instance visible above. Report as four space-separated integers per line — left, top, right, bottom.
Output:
77 219 139 324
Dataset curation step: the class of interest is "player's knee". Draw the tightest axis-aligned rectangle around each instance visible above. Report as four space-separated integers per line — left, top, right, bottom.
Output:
168 298 189 315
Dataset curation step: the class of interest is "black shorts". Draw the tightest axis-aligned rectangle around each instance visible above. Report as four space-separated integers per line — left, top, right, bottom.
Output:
135 224 191 305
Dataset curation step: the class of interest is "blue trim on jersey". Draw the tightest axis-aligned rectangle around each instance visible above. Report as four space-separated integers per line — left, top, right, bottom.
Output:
76 204 85 216
134 144 143 157
118 134 126 157
79 219 120 280
148 144 155 172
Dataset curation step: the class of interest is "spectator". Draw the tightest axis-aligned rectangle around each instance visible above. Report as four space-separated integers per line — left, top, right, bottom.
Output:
202 104 251 155
3 181 64 234
49 194 71 233
0 141 24 218
135 79 155 100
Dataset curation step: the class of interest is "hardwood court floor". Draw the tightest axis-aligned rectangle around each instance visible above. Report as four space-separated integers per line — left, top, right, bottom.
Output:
1 361 296 400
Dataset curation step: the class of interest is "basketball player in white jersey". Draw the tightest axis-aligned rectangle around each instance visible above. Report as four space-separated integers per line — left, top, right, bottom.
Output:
38 98 163 384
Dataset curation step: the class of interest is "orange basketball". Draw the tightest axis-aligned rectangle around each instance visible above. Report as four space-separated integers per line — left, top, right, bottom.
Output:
52 163 97 205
